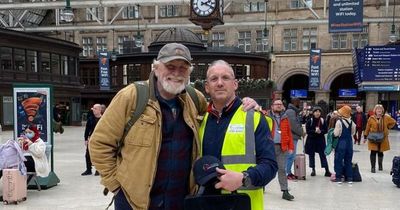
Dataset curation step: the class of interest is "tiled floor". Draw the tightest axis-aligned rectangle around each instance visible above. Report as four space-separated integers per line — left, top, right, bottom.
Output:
1 126 399 210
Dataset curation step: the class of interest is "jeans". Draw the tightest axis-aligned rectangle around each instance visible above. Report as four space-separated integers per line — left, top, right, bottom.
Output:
114 189 133 210
286 139 298 175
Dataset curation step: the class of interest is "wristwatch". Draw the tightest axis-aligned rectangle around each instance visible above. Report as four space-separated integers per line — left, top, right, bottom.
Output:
242 171 252 187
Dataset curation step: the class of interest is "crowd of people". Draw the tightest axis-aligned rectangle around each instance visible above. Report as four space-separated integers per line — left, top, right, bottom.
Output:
1 42 397 210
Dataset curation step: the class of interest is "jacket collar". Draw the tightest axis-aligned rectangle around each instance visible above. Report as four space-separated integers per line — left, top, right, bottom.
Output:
287 103 300 113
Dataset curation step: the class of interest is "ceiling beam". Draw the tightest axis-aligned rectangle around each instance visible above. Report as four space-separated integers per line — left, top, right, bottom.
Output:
9 17 399 32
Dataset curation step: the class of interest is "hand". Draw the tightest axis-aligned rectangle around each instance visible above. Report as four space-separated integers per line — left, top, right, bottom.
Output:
241 97 259 111
363 139 367 144
24 139 33 146
288 149 294 154
214 168 243 192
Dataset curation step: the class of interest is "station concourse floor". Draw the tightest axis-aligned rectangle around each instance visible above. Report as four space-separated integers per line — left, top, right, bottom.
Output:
1 125 399 210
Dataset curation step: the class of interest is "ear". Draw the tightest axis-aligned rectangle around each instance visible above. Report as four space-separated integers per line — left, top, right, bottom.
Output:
233 79 238 91
205 81 210 94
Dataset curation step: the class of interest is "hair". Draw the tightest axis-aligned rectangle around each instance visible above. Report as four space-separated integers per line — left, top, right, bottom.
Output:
152 59 193 73
206 60 235 79
373 104 384 114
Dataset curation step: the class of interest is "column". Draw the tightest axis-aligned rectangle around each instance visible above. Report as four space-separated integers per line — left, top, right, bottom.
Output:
365 92 379 112
314 90 330 104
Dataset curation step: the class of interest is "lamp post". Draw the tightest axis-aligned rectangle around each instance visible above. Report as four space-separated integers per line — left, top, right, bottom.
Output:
111 29 117 61
389 0 397 43
262 0 269 47
61 0 74 22
135 4 143 47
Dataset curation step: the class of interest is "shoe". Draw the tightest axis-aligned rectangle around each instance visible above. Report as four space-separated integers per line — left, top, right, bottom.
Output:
81 170 92 176
311 169 316 176
287 173 296 180
324 171 332 177
371 168 376 173
358 142 360 145
282 190 294 201
332 178 342 184
347 181 353 184
94 170 100 176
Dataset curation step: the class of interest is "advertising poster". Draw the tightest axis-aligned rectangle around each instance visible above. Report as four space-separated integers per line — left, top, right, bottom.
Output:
98 51 110 90
13 86 51 143
309 49 321 90
329 0 363 33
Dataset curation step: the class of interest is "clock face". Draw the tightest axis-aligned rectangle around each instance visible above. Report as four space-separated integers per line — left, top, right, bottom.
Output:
192 0 217 17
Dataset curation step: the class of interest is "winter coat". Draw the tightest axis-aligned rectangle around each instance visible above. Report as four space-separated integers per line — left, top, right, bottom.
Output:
89 72 208 210
305 117 327 155
364 114 396 152
351 112 367 130
285 103 303 140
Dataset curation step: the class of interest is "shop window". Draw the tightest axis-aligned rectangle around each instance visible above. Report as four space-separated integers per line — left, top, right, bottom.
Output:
41 52 51 73
14 48 25 71
27 50 38 72
1 47 12 70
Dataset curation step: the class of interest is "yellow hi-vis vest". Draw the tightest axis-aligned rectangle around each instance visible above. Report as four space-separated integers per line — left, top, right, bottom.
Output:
199 106 264 210
265 115 273 133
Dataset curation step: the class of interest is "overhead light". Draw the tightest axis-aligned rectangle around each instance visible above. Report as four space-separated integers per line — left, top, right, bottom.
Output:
111 29 118 61
135 5 143 48
61 0 74 22
389 0 397 43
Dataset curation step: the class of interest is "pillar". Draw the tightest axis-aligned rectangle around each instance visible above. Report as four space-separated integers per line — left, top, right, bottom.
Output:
365 92 379 112
314 90 330 104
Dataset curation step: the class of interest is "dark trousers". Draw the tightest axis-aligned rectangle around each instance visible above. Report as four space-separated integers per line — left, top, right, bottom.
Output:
85 147 92 172
353 128 363 144
114 190 133 210
334 139 353 181
309 151 329 169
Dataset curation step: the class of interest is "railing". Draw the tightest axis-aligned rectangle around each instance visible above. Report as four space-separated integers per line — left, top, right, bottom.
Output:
0 69 81 86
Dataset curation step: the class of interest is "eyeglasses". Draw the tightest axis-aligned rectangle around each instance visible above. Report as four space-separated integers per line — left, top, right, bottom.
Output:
207 75 235 83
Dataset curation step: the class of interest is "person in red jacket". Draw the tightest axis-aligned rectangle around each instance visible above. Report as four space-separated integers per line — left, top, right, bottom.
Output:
266 99 295 201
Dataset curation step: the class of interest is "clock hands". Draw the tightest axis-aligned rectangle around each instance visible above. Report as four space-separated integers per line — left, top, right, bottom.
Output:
200 0 215 8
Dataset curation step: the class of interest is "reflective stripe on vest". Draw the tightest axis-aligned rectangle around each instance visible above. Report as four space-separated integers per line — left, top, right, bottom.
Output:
199 106 264 210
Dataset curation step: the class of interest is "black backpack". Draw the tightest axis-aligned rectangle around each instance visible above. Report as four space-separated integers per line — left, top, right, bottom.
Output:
390 156 400 188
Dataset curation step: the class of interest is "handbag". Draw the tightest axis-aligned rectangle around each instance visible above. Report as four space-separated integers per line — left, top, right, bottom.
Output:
367 132 384 143
367 118 385 143
352 162 362 182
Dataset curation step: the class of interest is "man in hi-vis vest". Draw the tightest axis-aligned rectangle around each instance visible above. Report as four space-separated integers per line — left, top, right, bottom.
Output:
199 60 278 210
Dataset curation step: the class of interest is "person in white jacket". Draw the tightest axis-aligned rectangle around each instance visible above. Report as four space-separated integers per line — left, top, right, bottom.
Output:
19 124 50 178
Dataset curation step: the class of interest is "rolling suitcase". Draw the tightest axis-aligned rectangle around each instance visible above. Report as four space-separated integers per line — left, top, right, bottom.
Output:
2 169 27 204
294 154 306 180
294 137 306 180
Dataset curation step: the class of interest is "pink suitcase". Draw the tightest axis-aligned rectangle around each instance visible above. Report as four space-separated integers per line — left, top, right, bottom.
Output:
294 154 306 180
2 169 27 204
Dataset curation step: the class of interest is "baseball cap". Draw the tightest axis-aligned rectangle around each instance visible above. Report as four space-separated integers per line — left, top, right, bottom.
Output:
193 156 225 186
157 43 192 64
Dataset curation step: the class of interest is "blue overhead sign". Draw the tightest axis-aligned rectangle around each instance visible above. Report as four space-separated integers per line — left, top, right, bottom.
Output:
309 49 321 90
329 0 363 33
358 85 400 92
363 46 400 82
339 89 357 97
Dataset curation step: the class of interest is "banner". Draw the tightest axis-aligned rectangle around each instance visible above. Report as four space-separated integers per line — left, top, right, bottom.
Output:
13 86 51 143
309 49 321 90
98 51 110 90
329 0 363 33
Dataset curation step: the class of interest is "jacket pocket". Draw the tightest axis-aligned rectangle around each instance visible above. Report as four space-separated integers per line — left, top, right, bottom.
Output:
126 114 157 147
